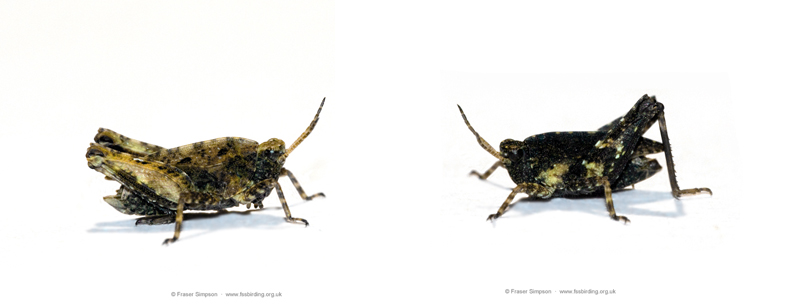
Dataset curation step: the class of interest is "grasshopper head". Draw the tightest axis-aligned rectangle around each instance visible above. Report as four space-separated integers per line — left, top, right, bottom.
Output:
254 138 286 180
499 139 525 163
257 138 287 164
253 98 324 180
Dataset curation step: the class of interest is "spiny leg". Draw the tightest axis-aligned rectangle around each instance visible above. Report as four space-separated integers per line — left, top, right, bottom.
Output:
657 111 713 198
280 168 325 200
163 197 185 245
470 161 503 180
601 178 630 224
274 181 309 226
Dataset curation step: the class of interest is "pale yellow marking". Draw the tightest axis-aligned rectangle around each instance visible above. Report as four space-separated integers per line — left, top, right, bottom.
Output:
585 162 604 178
537 163 570 186
595 140 609 148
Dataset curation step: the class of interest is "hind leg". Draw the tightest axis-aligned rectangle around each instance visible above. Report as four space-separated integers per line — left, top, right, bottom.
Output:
656 111 713 198
93 128 167 156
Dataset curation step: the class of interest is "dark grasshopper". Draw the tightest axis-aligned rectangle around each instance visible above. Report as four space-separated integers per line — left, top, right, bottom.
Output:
86 98 326 244
458 95 711 222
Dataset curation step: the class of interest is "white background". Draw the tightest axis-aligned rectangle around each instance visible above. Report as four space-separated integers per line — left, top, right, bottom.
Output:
1 1 795 305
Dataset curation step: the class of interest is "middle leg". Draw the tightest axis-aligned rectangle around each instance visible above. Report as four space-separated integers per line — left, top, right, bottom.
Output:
601 178 630 224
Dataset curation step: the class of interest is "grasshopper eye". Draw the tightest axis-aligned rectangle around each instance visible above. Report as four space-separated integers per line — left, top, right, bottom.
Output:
499 139 524 163
268 150 282 160
504 149 521 162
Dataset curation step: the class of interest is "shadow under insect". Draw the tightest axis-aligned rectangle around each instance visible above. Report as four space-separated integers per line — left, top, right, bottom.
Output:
88 205 307 242
500 189 689 220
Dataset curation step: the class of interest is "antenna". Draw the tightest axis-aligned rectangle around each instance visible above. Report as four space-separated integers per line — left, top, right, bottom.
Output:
284 97 325 158
457 105 505 161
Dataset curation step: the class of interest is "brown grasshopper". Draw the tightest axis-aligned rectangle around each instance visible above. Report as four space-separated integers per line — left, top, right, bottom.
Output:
86 98 326 244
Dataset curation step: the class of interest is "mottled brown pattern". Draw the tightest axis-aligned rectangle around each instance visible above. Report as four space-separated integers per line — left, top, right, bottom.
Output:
86 98 327 244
